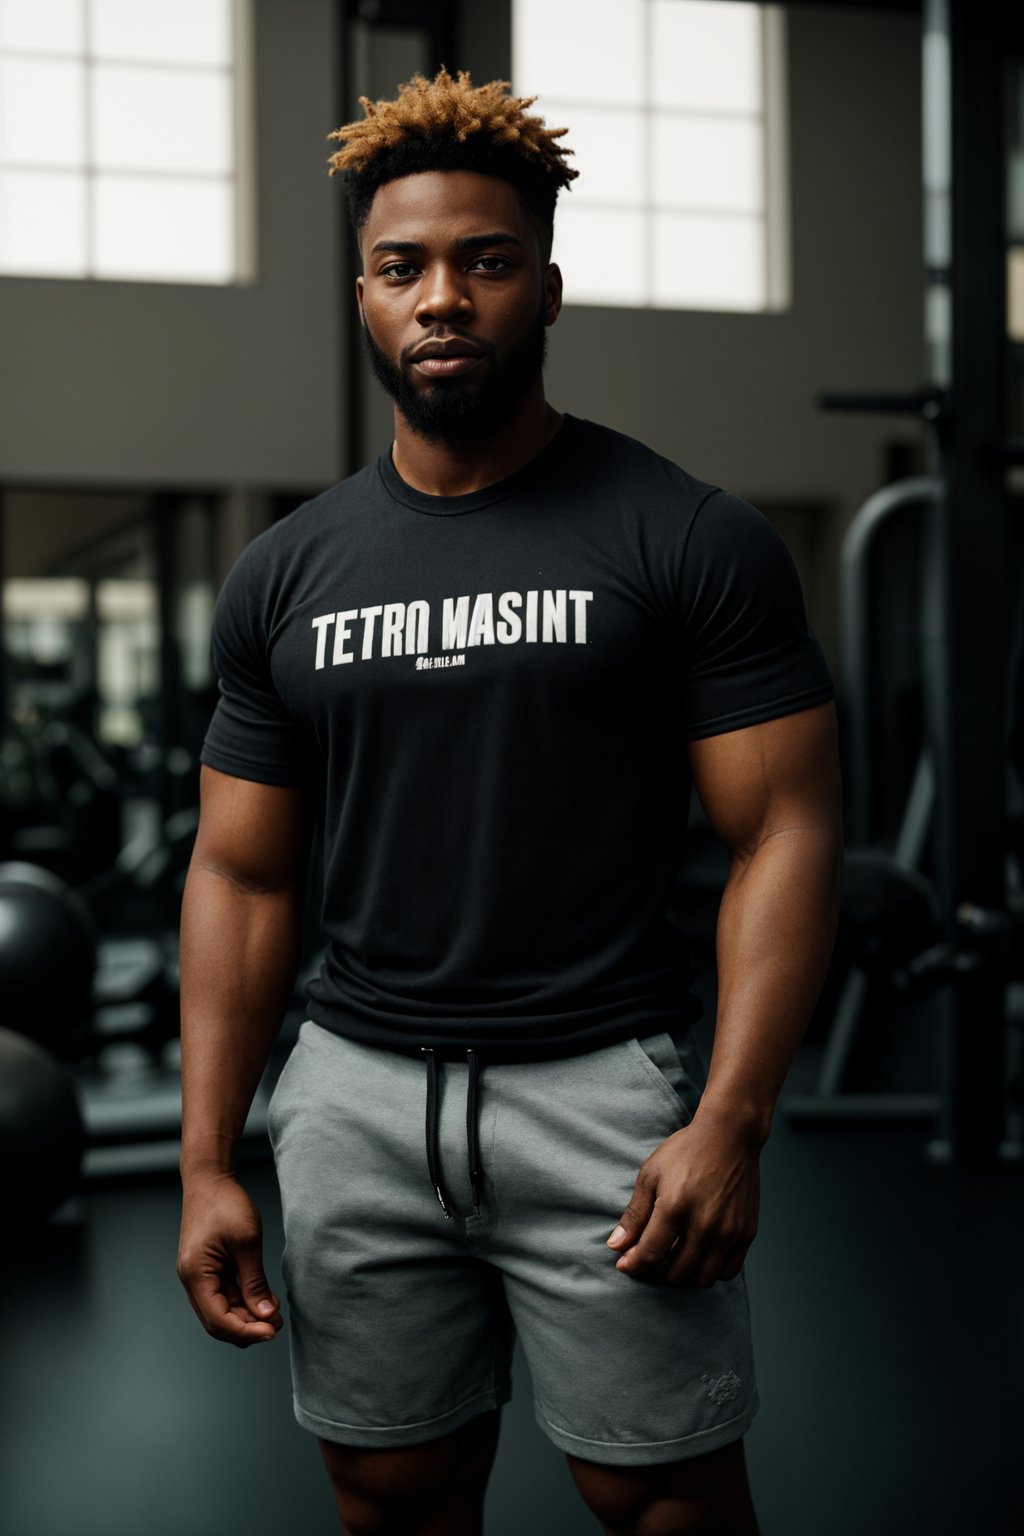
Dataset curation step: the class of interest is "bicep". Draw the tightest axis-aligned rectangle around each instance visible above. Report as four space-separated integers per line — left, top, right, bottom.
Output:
686 701 843 859
192 764 313 893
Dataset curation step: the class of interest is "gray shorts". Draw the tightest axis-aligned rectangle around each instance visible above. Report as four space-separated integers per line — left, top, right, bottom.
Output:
267 1020 759 1467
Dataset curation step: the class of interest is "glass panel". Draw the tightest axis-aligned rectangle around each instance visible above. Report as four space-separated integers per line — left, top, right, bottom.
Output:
553 203 646 307
92 65 232 174
0 0 83 55
652 210 764 310
652 115 763 213
513 0 644 108
90 0 232 68
651 0 761 114
0 57 84 167
0 168 87 274
550 103 644 207
93 173 233 281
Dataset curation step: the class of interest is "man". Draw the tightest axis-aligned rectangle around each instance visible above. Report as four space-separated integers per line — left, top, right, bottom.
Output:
177 68 843 1536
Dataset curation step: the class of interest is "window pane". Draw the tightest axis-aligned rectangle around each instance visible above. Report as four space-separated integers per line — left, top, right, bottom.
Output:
0 168 87 274
513 0 644 107
93 173 232 281
92 65 232 174
551 103 644 207
652 115 762 213
0 57 84 167
652 210 764 309
0 0 83 55
651 1 761 113
90 0 231 67
553 203 646 307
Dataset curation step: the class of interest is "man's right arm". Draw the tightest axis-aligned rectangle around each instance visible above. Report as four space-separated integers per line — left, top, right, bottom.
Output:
176 763 313 1347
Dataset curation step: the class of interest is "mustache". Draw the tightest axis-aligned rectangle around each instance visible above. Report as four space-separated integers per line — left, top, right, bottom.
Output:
400 329 496 367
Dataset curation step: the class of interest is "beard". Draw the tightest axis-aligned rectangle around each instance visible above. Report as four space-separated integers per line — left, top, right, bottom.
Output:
360 301 548 444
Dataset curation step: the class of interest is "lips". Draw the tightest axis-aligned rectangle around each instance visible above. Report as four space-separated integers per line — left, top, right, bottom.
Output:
409 338 487 379
409 339 486 362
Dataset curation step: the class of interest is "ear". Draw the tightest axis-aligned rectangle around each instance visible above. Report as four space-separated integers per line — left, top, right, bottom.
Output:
355 274 366 324
543 262 563 327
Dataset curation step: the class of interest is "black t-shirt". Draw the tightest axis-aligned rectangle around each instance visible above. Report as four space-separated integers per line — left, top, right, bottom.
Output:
200 414 834 1060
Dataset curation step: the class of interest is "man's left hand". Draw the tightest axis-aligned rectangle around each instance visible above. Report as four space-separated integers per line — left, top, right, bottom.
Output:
606 1109 762 1288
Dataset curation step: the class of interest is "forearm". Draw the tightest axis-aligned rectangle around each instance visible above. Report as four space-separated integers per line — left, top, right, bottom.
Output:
179 861 303 1182
696 827 843 1144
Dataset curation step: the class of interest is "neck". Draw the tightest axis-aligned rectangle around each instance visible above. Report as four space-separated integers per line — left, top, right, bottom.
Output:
390 382 563 497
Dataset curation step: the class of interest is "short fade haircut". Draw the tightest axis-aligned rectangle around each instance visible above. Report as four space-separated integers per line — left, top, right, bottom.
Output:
327 67 577 258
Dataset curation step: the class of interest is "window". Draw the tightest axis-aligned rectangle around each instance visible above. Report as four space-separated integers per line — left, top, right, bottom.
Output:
513 0 788 312
0 0 253 284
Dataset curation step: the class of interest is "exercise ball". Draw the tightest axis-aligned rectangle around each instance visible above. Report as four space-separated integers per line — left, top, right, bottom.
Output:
0 1027 86 1230
0 862 97 1047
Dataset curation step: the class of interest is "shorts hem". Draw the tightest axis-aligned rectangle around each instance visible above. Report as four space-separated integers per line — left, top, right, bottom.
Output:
293 1380 513 1448
535 1388 760 1467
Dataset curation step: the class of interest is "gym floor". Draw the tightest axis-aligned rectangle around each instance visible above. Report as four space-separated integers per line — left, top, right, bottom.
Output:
1 1013 1020 1536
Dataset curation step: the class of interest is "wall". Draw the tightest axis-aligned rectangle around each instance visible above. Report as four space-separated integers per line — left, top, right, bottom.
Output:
0 0 344 495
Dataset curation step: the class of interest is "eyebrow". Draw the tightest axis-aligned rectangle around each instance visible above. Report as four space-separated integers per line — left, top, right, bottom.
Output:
368 231 524 256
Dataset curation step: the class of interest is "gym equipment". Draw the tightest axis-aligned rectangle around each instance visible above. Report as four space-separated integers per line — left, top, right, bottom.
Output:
0 1026 86 1231
0 862 97 1049
787 0 1024 1169
784 481 945 1124
1 716 121 888
783 469 1024 1132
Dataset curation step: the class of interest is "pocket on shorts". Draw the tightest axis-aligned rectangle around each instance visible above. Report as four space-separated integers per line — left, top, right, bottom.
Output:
627 1030 704 1126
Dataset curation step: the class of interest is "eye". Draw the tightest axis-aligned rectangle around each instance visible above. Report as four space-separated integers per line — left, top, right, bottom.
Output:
380 261 418 281
470 255 512 273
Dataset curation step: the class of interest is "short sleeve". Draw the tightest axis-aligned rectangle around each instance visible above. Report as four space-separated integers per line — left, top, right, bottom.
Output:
199 541 307 786
679 490 835 739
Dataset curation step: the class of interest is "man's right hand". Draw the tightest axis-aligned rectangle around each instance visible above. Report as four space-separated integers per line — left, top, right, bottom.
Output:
177 1173 283 1347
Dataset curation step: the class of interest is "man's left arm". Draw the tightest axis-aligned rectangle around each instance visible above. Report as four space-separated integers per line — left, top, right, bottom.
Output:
607 699 844 1287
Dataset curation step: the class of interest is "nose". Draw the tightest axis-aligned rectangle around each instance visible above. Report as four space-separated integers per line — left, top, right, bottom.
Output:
414 261 472 326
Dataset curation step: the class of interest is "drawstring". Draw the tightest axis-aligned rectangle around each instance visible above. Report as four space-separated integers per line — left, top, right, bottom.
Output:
420 1046 483 1217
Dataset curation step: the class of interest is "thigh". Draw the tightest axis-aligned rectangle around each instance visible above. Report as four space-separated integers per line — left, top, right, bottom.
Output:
269 1023 516 1447
483 1031 759 1466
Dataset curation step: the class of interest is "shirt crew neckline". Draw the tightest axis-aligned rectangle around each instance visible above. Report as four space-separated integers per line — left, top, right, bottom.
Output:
376 412 582 516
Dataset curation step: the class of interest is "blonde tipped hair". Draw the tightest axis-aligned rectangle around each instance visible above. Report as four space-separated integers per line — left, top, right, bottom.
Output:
328 67 577 188
327 68 576 246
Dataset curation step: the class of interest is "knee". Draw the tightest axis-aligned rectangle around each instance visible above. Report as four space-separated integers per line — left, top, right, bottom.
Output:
574 1482 713 1536
567 1441 757 1536
318 1410 500 1535
320 1442 454 1535
580 1498 719 1536
330 1487 436 1536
